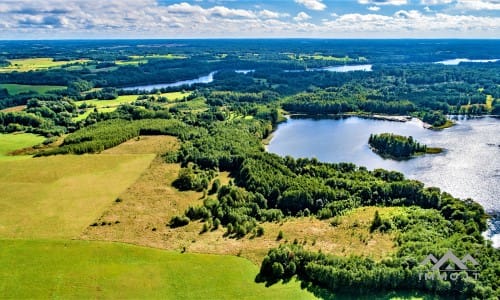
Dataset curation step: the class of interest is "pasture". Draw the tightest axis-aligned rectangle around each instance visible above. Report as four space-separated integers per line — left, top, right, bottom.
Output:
0 57 89 72
0 153 155 238
0 239 313 299
0 133 45 161
0 83 66 95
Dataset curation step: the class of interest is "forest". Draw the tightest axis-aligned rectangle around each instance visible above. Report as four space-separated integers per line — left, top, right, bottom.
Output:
1 39 499 299
368 133 427 159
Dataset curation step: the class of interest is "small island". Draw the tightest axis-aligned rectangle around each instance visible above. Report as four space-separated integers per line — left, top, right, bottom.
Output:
368 133 443 159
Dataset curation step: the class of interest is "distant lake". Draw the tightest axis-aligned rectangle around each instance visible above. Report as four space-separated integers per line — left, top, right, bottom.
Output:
285 64 372 73
235 69 255 74
268 116 500 247
122 71 216 92
435 58 500 65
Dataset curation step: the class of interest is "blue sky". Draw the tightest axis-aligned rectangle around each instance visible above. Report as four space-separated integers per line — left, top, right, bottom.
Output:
0 0 499 39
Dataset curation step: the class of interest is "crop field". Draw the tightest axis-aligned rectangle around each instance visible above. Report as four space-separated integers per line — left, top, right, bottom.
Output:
0 239 313 299
0 153 155 239
0 83 66 95
0 133 45 161
0 57 89 72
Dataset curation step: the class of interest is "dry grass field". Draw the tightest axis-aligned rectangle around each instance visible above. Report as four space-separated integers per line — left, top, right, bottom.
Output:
0 154 155 239
81 136 398 264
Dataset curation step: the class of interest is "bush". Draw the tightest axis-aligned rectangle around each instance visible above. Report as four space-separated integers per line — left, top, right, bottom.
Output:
169 215 190 228
277 230 284 241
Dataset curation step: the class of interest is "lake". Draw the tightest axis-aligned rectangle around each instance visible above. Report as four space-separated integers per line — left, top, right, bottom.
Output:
267 116 500 247
285 64 373 73
435 58 500 65
122 71 216 91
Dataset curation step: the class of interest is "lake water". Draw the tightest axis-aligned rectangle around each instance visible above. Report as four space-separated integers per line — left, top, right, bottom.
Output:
267 116 500 247
122 71 216 91
435 58 500 65
285 64 373 73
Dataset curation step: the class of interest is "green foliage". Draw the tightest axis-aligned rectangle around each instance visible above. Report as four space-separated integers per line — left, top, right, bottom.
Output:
169 215 190 228
369 133 427 159
38 118 187 155
258 204 496 299
173 166 215 192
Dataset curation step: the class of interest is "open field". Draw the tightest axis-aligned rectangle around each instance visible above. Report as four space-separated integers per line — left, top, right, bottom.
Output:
82 139 398 264
160 91 192 101
0 239 314 299
0 105 26 113
0 133 45 161
0 83 66 95
73 92 191 121
0 58 89 72
77 95 139 108
0 154 154 239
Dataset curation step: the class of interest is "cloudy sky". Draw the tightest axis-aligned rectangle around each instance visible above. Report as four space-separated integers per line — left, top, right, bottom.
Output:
0 0 499 39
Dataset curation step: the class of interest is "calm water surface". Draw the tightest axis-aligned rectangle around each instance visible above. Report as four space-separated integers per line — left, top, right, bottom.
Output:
122 71 216 91
268 116 500 246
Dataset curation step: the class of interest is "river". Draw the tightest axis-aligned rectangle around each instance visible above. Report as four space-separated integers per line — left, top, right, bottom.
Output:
267 116 500 247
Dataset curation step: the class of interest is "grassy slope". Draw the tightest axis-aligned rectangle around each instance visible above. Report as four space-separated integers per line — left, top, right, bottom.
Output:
0 133 45 161
0 239 313 300
0 58 88 72
82 138 397 265
0 83 66 95
0 154 155 238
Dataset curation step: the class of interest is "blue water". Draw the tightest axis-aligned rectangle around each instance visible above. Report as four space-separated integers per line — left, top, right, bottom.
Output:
268 116 500 247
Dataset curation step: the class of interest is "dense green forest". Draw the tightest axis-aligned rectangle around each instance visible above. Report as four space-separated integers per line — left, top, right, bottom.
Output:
1 39 499 298
368 133 427 159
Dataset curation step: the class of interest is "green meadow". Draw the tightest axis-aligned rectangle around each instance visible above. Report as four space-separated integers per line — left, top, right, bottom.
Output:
0 239 313 300
0 58 89 72
0 137 316 299
0 133 45 161
0 83 66 95
0 154 155 239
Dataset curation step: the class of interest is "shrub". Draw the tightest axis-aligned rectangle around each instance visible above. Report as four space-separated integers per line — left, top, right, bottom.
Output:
169 215 190 228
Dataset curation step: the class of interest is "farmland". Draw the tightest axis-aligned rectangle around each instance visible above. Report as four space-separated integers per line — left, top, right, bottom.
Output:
0 154 155 239
0 57 89 72
0 83 66 95
0 240 313 300
0 135 316 299
0 133 45 161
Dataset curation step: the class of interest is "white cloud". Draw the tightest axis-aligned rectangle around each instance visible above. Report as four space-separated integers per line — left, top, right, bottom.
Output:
368 6 381 11
420 0 453 4
0 0 498 38
455 0 500 10
424 6 432 12
294 11 312 22
259 9 289 19
358 0 408 5
295 0 326 11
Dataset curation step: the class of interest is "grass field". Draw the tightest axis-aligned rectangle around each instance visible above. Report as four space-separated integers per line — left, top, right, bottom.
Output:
160 91 192 101
0 135 315 299
0 154 155 238
0 239 313 299
0 105 26 113
0 58 89 72
0 83 66 95
82 137 398 264
486 95 494 110
0 133 45 161
74 92 192 121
